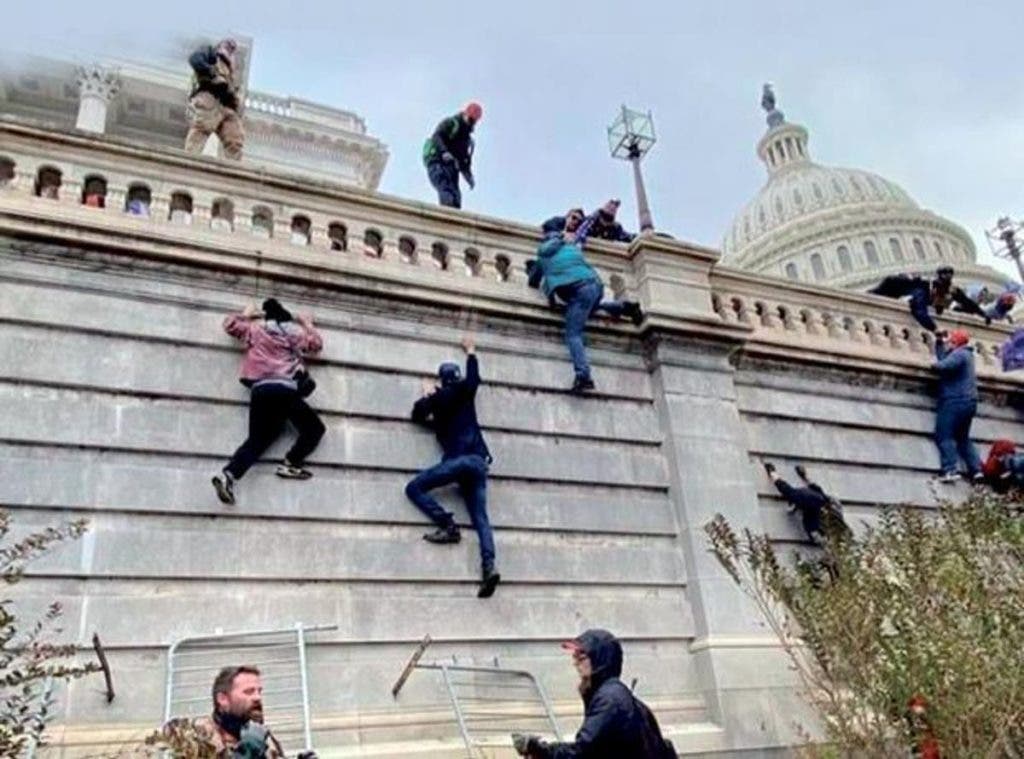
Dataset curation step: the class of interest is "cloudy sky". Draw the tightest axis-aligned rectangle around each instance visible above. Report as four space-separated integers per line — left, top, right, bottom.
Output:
7 1 1024 278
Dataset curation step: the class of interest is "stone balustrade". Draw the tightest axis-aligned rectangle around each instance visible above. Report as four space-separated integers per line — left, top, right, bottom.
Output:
0 120 637 301
0 118 1018 385
710 268 1013 380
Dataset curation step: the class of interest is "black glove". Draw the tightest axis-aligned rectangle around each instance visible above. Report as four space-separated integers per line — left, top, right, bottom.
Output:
233 721 269 759
297 752 318 759
511 733 544 756
985 316 992 326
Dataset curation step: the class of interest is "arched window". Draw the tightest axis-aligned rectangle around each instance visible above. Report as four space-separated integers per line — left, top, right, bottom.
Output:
363 229 383 257
0 157 14 187
913 238 926 260
811 253 826 280
463 247 481 277
398 236 417 263
251 207 274 238
125 183 151 217
327 222 347 252
933 240 945 259
35 166 62 199
837 245 853 273
494 254 512 282
784 137 794 159
430 242 449 270
785 262 799 280
290 215 311 246
792 188 803 207
169 191 193 224
831 178 845 197
812 183 824 202
864 240 879 266
211 198 234 231
889 238 904 262
81 175 107 208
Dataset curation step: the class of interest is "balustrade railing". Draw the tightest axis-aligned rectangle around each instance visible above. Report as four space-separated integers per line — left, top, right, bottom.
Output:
0 120 1016 380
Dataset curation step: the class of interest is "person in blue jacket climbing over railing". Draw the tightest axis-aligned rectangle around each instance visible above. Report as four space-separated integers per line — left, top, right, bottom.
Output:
528 208 644 394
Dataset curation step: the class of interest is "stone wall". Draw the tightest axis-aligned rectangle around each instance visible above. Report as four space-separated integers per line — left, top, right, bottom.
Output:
0 122 1021 757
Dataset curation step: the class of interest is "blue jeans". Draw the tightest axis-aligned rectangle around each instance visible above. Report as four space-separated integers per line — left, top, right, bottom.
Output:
934 398 981 475
556 278 626 380
405 454 494 571
426 160 461 208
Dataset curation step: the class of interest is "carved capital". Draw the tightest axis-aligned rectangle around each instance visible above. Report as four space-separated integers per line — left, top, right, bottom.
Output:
76 64 121 102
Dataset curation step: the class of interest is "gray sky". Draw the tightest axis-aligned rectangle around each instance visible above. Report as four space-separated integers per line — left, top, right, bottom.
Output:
8 1 1024 278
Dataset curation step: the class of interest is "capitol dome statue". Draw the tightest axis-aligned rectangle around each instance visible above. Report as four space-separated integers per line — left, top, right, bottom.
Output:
722 84 1008 293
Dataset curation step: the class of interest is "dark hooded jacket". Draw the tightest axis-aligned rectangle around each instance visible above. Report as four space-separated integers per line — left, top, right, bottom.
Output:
411 355 491 463
538 629 676 759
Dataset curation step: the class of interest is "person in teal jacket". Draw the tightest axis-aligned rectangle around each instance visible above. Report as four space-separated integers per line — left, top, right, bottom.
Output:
532 209 643 393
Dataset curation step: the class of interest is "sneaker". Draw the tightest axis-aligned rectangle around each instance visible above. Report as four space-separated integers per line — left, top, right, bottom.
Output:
423 526 461 545
477 568 501 599
571 376 596 395
937 471 960 484
970 472 985 484
276 463 313 480
794 464 808 481
212 472 235 505
623 301 644 327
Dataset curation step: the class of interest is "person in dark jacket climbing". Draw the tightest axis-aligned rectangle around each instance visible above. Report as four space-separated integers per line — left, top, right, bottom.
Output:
870 266 989 332
422 102 482 209
980 439 1020 493
531 210 644 394
511 629 676 758
406 335 500 598
932 328 983 483
184 38 244 160
585 199 635 243
763 462 851 545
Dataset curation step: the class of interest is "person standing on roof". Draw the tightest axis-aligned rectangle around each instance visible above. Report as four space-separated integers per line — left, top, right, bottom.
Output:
184 38 244 160
423 102 482 209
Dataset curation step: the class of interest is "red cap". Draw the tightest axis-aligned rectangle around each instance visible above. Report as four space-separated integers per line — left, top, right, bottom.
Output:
948 328 970 348
464 102 483 122
560 639 584 654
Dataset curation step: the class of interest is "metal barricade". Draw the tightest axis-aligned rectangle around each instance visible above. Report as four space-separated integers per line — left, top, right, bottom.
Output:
393 636 563 758
163 622 336 753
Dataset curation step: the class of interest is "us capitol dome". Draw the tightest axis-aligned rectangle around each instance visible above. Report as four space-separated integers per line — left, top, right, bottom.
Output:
722 85 1008 293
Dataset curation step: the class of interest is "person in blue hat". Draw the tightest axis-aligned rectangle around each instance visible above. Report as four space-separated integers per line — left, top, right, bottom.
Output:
406 335 499 598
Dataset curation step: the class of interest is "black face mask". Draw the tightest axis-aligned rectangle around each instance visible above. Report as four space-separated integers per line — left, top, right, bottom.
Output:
214 708 247 739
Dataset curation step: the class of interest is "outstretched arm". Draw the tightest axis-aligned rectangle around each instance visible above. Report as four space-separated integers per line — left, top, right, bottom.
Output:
952 288 990 322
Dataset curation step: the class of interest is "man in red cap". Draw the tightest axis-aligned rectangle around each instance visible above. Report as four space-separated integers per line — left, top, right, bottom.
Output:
511 629 676 758
422 102 482 209
932 328 982 484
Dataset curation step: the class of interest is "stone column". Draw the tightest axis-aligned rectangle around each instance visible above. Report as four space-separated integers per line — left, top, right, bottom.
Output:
75 65 121 134
647 336 811 751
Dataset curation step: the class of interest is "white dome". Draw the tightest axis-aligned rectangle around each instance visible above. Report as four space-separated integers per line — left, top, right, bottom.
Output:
722 92 1009 293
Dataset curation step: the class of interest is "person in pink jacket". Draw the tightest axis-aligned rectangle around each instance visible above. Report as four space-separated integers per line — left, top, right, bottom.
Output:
212 299 325 505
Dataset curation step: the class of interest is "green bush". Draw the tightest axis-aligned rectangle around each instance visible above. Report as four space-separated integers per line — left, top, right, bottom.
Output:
705 491 1024 757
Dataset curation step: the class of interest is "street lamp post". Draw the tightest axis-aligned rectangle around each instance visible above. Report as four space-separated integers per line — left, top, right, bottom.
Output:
986 216 1024 283
608 105 657 234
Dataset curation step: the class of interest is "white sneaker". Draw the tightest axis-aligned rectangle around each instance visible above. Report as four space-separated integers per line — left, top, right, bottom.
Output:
937 471 960 484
